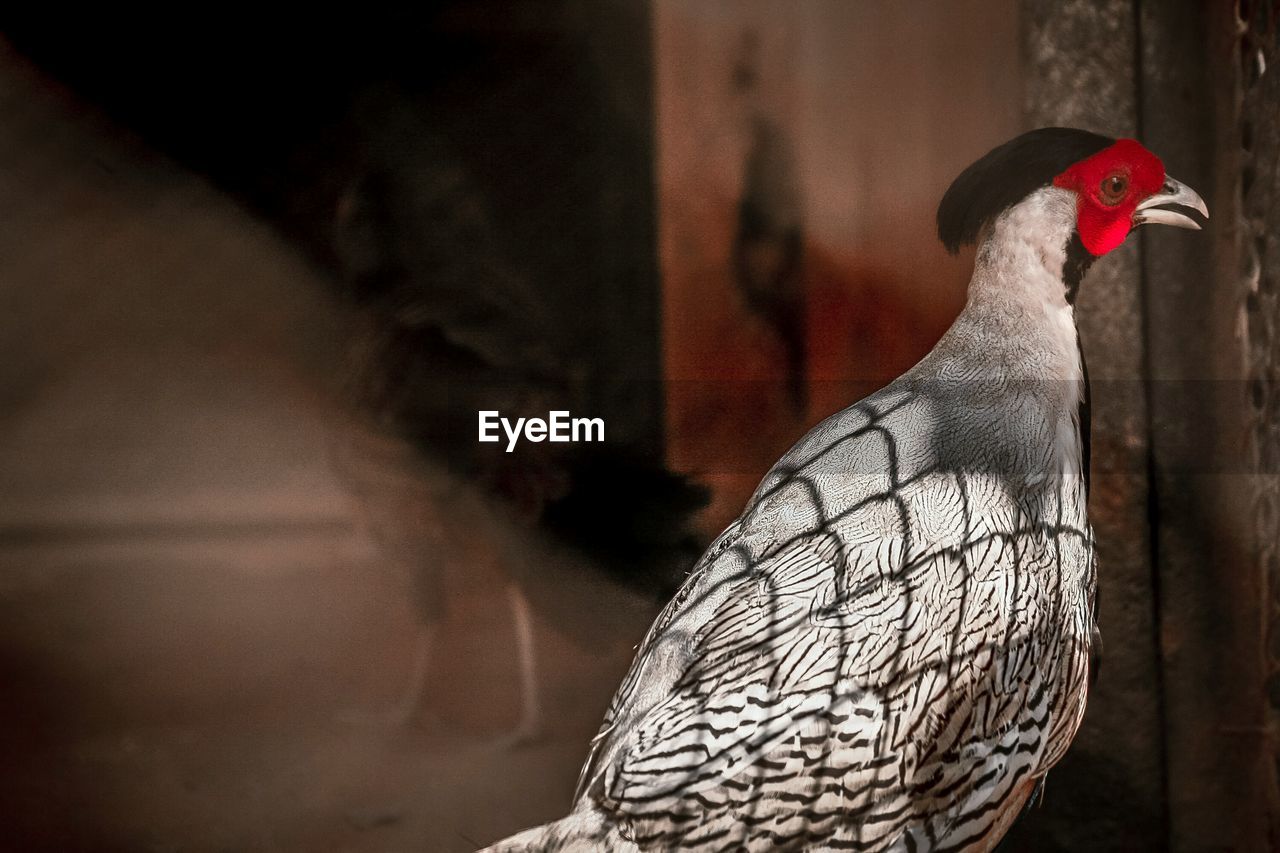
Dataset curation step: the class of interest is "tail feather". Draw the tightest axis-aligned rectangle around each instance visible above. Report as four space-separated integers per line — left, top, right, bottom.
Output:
477 810 636 853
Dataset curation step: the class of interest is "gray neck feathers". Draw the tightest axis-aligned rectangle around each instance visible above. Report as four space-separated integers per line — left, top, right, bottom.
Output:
938 187 1084 383
916 187 1087 489
970 187 1079 312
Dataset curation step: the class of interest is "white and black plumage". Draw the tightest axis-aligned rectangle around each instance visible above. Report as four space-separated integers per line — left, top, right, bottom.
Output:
481 128 1207 851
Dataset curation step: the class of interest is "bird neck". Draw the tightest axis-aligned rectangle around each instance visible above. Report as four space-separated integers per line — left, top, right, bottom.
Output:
969 187 1088 310
916 191 1093 492
952 188 1087 384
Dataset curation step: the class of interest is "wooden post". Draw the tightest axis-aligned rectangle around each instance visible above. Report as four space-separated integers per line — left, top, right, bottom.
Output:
1014 1 1168 849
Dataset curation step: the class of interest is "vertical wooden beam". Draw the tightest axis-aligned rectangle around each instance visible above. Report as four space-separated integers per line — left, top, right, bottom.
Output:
1141 1 1277 849
1014 1 1168 849
1239 0 1280 838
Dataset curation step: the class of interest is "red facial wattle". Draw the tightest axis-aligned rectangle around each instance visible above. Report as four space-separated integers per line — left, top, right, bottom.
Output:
1052 138 1167 256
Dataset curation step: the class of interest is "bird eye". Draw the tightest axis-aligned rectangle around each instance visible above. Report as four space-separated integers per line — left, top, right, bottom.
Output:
1100 173 1128 205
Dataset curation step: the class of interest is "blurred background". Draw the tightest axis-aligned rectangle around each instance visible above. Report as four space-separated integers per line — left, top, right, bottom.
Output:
0 2 1276 850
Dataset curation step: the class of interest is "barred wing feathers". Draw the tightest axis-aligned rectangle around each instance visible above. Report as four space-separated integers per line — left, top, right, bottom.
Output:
577 384 1095 851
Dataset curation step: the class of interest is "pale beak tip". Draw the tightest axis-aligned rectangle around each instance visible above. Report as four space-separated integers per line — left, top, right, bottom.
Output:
1134 175 1209 230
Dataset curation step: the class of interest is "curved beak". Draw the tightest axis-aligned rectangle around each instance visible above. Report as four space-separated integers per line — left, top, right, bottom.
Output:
1134 176 1209 230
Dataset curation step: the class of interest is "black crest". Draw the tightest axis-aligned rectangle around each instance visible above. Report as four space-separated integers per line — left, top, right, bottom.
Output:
937 127 1115 254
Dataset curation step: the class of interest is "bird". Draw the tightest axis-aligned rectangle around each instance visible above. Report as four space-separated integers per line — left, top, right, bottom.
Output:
479 127 1207 851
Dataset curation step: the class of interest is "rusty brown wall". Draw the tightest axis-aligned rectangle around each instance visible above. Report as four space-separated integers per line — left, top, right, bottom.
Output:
653 0 1022 532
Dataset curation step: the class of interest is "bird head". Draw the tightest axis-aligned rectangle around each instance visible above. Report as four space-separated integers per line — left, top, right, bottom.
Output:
937 127 1208 260
1050 138 1207 255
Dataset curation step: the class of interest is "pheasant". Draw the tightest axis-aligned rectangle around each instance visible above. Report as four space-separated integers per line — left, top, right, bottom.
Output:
480 128 1207 851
